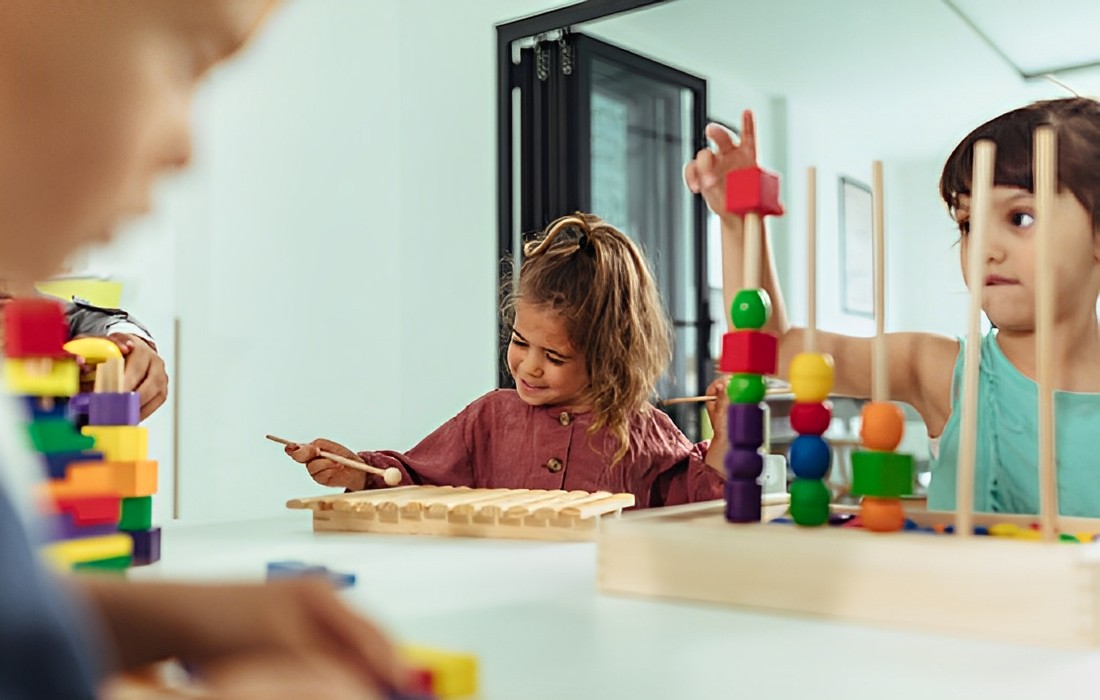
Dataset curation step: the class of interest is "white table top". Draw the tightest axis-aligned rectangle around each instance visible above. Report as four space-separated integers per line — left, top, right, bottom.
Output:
132 512 1100 699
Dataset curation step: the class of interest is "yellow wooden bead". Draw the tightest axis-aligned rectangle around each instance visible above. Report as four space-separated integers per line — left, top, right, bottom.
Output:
788 352 834 403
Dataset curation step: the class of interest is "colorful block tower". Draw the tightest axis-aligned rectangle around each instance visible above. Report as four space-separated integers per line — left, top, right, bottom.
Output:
3 298 160 569
721 165 782 523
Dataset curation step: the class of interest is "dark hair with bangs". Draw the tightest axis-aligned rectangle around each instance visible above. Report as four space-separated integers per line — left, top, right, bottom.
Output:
501 212 672 464
940 97 1100 231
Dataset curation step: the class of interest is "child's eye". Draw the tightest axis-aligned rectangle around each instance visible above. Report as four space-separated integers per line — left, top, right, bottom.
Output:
547 355 565 366
1011 211 1035 229
510 336 527 347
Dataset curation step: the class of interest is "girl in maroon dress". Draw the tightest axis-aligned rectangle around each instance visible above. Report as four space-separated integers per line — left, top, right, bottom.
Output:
287 213 728 508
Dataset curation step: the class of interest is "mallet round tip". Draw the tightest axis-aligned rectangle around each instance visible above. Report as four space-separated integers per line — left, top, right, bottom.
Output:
382 467 403 486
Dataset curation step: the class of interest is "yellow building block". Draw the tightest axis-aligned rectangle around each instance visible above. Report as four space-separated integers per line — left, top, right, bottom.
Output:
401 644 478 699
82 426 148 461
63 337 123 362
40 461 114 500
109 460 158 498
3 358 79 397
42 533 132 570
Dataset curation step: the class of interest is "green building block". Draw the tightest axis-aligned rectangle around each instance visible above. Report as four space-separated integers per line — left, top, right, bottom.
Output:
727 373 766 404
850 451 914 498
730 288 771 330
788 478 830 526
26 419 96 454
73 554 132 573
119 496 153 531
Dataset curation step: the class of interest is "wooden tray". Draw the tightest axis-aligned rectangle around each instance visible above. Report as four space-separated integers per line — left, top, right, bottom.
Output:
597 500 1100 647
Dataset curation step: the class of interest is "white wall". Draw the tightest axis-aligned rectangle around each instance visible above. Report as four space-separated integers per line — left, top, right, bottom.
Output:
174 0 590 521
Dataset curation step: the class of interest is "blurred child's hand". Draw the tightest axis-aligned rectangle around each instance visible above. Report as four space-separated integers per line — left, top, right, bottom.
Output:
285 438 368 490
84 577 404 698
684 109 760 225
704 375 731 474
108 333 168 420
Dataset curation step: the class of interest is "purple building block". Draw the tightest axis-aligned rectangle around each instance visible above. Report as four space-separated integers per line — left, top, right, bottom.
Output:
724 449 763 480
42 450 104 480
129 527 161 566
89 392 141 426
44 511 119 541
724 479 762 523
726 404 764 449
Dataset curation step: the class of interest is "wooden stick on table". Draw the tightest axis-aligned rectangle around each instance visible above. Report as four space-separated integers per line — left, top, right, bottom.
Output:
266 434 403 486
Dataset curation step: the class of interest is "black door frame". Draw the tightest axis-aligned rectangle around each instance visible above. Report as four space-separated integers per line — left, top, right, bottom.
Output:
496 0 712 404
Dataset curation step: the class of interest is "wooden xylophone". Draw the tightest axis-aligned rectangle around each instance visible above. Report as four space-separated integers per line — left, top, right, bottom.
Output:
287 486 636 541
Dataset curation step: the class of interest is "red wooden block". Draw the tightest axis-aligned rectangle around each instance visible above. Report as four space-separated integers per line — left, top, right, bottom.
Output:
725 166 784 217
790 402 832 435
3 298 70 358
52 494 121 526
719 330 777 375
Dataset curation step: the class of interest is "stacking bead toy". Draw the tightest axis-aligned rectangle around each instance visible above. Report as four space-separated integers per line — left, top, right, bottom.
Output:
848 162 913 532
721 163 783 523
787 167 835 526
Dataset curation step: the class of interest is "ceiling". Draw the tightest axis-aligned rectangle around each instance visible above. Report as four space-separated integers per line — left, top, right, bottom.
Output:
582 0 1100 159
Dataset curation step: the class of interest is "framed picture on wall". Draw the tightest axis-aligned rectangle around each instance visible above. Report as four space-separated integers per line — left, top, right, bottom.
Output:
838 176 874 317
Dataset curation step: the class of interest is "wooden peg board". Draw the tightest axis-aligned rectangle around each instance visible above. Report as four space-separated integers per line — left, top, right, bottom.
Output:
287 486 636 541
597 500 1100 647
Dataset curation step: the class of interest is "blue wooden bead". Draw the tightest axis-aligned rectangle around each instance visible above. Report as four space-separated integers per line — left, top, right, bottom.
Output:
788 434 831 480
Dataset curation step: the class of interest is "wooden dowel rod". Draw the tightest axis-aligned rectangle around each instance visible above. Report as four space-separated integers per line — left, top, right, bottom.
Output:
266 434 403 486
1034 126 1058 542
806 166 818 351
871 161 887 403
956 140 995 539
744 213 762 290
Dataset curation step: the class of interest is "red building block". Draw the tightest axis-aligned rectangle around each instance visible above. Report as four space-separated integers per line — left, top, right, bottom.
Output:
725 166 784 217
53 494 121 526
3 298 70 358
719 330 777 375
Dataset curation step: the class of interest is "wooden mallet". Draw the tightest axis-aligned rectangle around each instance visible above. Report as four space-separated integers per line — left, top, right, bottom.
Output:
266 434 403 486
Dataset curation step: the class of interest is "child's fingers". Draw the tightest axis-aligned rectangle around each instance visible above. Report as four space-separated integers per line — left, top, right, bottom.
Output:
705 122 739 155
739 109 757 162
684 161 702 193
693 148 719 189
310 439 359 462
284 443 320 463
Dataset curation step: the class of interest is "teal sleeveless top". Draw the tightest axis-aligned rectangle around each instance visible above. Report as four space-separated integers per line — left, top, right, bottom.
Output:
928 332 1100 516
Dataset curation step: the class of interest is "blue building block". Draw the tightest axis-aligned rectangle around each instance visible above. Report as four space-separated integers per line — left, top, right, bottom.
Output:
266 560 356 589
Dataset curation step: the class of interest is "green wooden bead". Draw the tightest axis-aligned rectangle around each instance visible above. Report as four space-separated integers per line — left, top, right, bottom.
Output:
789 478 830 526
727 373 766 403
730 289 772 330
850 451 914 498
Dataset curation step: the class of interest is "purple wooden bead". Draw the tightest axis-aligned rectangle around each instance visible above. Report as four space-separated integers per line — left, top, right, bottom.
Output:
726 404 764 448
89 392 140 426
44 511 118 541
129 527 161 566
724 479 762 523
725 449 763 480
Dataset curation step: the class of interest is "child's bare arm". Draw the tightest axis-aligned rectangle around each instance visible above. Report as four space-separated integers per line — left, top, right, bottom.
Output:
687 110 959 436
80 577 403 696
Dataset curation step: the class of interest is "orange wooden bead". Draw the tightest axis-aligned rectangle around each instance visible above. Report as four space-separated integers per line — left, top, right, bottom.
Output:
860 497 905 533
859 401 904 452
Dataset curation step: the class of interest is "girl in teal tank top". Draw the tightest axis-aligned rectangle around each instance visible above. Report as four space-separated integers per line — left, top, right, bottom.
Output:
929 332 1100 516
690 98 1100 522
